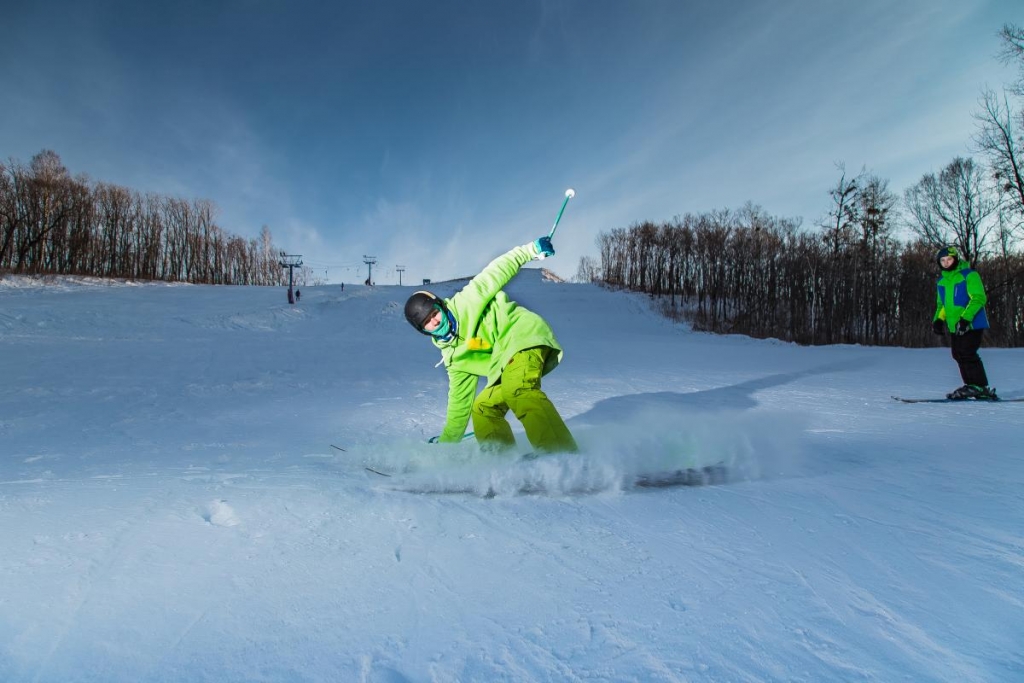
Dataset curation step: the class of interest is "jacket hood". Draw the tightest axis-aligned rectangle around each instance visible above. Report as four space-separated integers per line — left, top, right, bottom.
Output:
940 257 971 274
936 245 969 272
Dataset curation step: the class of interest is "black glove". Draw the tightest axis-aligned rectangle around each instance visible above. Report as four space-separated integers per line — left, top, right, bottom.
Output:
932 320 946 336
955 318 972 335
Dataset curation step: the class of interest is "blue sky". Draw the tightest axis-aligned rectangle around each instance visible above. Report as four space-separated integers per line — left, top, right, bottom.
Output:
1 0 1019 284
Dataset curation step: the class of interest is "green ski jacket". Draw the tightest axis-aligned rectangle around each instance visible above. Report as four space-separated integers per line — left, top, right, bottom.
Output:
934 258 989 332
433 244 563 442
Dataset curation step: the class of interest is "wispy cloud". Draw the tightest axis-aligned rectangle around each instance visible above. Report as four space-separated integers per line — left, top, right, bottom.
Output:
1 0 1016 282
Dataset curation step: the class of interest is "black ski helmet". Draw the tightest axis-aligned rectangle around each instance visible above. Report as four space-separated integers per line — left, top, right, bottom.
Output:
404 290 445 334
935 245 959 270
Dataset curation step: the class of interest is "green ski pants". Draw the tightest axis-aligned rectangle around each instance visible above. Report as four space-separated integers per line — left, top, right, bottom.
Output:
471 347 578 454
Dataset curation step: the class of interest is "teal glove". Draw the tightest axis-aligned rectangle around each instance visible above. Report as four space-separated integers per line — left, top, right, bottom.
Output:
533 236 555 259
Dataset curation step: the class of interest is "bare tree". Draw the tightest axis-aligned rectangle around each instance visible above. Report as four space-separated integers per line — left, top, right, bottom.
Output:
574 255 601 283
853 175 899 344
903 157 996 261
973 24 1024 241
973 91 1024 239
16 151 81 272
822 164 861 255
997 23 1024 96
0 159 22 269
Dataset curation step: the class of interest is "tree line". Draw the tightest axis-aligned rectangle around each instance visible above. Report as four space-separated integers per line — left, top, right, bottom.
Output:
0 150 284 285
578 23 1024 348
583 205 1024 347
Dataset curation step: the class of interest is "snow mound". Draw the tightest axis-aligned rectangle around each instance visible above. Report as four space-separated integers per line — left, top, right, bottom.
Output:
201 499 241 527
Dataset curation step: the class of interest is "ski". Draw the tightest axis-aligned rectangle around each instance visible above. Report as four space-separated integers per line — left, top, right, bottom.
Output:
373 464 731 496
633 464 729 488
891 396 1024 404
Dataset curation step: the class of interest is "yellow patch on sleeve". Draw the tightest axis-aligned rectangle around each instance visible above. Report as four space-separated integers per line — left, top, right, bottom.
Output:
466 337 492 351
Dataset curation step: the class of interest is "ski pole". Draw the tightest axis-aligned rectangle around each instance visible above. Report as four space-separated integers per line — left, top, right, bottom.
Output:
548 188 576 239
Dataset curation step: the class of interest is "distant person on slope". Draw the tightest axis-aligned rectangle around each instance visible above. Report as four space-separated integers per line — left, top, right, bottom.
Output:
403 238 578 454
932 245 996 400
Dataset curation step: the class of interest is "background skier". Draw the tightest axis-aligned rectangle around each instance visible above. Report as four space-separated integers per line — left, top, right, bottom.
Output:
932 245 996 400
404 237 578 454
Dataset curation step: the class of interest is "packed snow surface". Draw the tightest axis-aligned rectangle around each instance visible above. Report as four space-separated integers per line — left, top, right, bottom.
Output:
1 270 1022 682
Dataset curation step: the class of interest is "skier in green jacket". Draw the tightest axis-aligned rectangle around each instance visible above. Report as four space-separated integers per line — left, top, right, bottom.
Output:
932 245 997 400
403 237 578 453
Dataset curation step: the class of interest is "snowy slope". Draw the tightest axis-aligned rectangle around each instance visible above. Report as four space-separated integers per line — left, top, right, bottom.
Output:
1 270 1022 682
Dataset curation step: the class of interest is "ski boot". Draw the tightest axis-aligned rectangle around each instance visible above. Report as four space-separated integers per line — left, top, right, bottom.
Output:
946 385 998 401
947 385 972 400
973 385 999 401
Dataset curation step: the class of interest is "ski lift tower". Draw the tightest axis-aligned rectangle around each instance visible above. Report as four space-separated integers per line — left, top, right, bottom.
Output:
363 255 377 286
279 253 303 304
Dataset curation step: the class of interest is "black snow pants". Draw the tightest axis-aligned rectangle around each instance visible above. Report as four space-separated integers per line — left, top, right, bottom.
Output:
950 329 989 387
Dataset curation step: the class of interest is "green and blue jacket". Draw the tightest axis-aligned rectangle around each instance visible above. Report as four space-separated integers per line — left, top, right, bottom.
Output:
934 258 989 332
